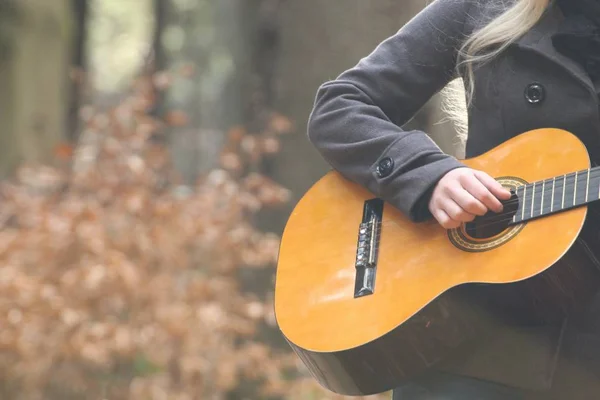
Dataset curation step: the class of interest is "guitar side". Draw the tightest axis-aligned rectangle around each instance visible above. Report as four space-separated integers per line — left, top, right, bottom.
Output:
274 128 598 395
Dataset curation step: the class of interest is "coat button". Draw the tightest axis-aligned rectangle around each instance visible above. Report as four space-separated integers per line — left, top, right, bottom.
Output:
524 83 545 105
376 157 394 178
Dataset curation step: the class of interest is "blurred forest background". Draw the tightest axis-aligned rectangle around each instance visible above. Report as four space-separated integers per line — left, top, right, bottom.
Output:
0 0 460 399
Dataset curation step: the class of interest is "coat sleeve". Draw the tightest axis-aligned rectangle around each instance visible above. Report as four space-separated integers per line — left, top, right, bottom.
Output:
307 0 475 222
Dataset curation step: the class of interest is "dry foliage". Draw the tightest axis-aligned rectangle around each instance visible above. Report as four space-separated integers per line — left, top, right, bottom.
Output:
0 73 388 400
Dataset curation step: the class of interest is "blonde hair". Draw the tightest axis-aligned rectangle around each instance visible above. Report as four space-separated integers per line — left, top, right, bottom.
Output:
442 0 550 143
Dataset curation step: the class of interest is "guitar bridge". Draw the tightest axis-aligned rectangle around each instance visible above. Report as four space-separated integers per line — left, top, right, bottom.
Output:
354 198 383 298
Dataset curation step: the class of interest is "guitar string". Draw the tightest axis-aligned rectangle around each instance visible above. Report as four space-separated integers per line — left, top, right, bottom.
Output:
376 177 599 231
476 175 599 227
451 170 600 227
493 169 597 208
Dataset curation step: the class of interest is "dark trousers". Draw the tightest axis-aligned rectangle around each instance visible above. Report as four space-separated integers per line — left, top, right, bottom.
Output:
392 372 529 400
392 331 600 400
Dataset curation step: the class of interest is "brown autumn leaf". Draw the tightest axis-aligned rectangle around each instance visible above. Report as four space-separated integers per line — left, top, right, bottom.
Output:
268 113 294 134
262 136 281 154
0 68 390 400
179 63 196 78
219 151 243 172
152 71 173 90
54 143 74 160
164 110 190 127
227 125 246 144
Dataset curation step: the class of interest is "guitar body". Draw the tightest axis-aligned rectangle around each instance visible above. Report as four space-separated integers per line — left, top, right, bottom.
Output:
274 129 600 395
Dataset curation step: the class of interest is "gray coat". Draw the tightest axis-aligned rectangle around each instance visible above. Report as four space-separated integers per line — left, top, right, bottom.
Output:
307 0 600 393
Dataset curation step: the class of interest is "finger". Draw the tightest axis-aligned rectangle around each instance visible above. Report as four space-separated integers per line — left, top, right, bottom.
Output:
433 208 460 229
441 198 476 223
474 170 512 200
448 184 488 216
460 175 503 214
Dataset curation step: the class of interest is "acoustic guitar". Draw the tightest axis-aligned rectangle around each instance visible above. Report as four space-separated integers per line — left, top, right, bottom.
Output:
274 128 600 395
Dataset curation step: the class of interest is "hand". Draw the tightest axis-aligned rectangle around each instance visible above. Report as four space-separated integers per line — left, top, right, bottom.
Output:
428 168 512 229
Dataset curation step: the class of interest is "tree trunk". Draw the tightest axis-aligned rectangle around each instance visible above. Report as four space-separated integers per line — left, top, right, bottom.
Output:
152 0 167 73
0 0 71 177
68 0 88 142
156 0 248 182
148 0 168 121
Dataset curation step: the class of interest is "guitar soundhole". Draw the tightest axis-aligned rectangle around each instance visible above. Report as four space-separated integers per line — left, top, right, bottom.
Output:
449 179 527 252
465 192 520 239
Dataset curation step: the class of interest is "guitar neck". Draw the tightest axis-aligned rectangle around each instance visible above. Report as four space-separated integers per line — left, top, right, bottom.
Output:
512 166 600 224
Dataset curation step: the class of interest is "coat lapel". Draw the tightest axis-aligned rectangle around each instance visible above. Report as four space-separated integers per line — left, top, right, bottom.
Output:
514 0 594 93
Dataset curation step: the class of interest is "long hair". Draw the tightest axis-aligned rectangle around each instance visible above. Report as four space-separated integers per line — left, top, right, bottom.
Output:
441 0 550 144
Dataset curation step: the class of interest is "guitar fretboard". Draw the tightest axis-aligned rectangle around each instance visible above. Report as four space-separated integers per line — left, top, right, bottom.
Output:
513 167 600 224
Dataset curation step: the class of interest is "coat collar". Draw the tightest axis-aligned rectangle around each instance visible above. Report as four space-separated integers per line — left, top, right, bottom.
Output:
514 0 595 93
